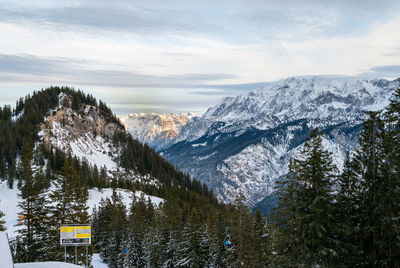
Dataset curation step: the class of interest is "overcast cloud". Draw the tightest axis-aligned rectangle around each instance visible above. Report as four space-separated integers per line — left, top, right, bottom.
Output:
0 0 399 115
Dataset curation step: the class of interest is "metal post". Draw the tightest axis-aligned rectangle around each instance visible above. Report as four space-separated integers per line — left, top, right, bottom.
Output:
86 246 88 268
75 246 77 264
64 246 67 263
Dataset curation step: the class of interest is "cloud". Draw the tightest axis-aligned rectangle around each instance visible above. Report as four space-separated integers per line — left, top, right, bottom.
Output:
0 0 400 115
0 54 238 88
359 65 400 79
1 0 399 42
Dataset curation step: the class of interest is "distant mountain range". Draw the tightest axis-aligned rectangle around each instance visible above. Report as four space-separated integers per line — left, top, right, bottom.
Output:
124 76 400 214
121 112 197 150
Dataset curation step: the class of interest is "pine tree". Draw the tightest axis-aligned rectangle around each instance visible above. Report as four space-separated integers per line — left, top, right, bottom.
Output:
270 160 300 266
230 192 256 267
271 129 339 267
47 158 90 264
16 142 49 262
175 208 203 267
126 194 149 267
0 200 6 231
335 152 362 266
383 88 400 266
94 190 128 268
253 209 270 267
355 111 388 266
148 211 163 267
378 88 400 267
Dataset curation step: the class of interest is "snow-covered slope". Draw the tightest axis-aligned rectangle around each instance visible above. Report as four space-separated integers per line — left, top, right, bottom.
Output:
0 180 163 238
39 93 123 173
14 262 81 268
37 93 159 186
0 232 14 268
163 76 400 209
121 112 197 150
176 77 397 143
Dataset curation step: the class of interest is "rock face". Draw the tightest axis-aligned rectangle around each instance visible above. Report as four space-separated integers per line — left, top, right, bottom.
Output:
162 76 400 210
121 112 197 150
39 93 157 185
39 93 124 173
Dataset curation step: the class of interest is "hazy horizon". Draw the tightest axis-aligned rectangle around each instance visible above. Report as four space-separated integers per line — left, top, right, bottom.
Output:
0 0 400 115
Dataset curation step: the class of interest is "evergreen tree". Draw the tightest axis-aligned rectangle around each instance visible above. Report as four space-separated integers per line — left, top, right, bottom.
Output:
272 129 339 267
94 190 128 268
16 142 49 262
126 194 149 267
355 111 389 266
48 159 90 264
175 208 203 267
335 152 362 266
270 160 300 266
0 200 6 231
382 88 400 266
253 209 270 267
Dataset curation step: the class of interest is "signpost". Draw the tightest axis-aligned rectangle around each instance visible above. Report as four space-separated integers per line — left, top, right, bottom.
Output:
60 224 91 267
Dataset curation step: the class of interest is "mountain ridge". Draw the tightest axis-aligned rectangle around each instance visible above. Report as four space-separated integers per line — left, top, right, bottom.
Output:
161 76 399 209
121 112 197 150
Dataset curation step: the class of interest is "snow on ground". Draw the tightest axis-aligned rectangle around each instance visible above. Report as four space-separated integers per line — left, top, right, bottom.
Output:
88 187 164 212
0 232 14 268
92 253 108 268
0 180 163 238
0 181 23 236
15 262 81 268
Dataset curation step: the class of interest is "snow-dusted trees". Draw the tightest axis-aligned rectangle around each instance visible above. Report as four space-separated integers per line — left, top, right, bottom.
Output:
47 158 90 264
271 87 400 267
92 189 272 268
92 190 128 268
15 141 49 262
0 201 5 231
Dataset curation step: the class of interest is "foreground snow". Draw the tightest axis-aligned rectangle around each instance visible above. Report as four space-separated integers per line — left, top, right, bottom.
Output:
0 232 14 268
0 181 163 238
92 253 108 268
15 262 80 268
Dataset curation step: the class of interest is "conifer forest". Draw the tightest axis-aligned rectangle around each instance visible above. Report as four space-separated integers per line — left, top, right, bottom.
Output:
0 87 398 267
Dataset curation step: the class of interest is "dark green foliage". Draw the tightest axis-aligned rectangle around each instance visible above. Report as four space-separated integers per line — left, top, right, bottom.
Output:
15 142 49 263
335 152 362 266
271 129 339 267
1 87 272 266
92 190 272 268
0 200 5 231
45 159 91 265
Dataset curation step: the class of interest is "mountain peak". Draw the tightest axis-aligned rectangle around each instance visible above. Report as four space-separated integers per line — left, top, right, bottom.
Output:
176 76 399 143
121 112 198 150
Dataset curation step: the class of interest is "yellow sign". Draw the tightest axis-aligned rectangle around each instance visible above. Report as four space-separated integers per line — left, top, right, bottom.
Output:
60 224 91 246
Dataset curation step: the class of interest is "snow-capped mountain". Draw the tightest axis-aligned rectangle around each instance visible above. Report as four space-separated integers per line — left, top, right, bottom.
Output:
163 76 400 210
121 112 197 150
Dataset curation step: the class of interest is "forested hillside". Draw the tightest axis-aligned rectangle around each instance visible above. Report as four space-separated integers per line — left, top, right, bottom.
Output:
0 87 268 267
0 87 399 267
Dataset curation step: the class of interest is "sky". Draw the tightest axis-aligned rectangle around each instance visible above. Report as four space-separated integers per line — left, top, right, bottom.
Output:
0 0 400 116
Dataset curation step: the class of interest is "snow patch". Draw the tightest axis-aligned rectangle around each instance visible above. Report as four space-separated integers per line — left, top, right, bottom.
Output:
15 262 81 268
192 142 207 147
0 232 14 268
0 180 163 238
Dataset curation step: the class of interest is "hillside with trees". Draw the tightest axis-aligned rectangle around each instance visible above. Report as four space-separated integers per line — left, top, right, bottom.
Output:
1 87 399 267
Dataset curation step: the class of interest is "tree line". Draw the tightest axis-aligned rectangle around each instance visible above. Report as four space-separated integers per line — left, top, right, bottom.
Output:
270 88 400 267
